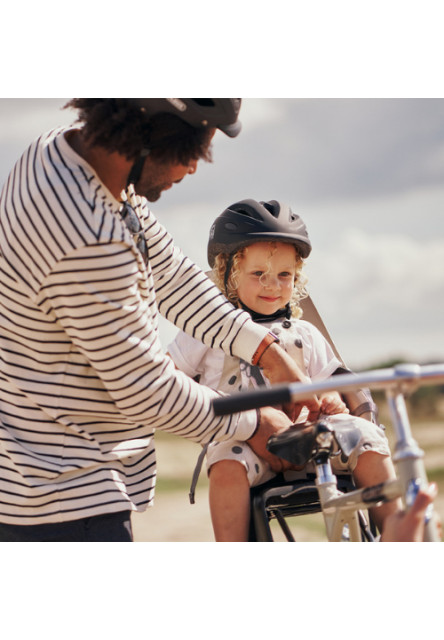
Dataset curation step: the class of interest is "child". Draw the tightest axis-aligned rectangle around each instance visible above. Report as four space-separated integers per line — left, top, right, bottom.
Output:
168 198 400 541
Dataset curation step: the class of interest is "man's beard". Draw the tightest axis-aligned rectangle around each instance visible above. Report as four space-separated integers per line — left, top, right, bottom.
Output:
144 187 163 202
139 180 172 202
138 175 181 202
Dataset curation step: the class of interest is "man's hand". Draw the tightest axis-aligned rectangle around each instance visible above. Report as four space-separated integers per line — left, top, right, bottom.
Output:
381 483 440 542
258 342 321 421
247 406 297 473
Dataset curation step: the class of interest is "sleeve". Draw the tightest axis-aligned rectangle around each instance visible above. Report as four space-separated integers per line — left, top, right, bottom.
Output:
167 330 210 379
140 202 269 363
299 321 343 381
37 242 258 445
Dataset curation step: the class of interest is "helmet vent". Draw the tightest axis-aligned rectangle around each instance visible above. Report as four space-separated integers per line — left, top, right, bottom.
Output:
235 210 260 225
193 99 216 107
261 200 280 219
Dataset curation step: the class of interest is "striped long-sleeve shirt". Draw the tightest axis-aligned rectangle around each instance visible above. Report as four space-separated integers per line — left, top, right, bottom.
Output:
0 126 267 525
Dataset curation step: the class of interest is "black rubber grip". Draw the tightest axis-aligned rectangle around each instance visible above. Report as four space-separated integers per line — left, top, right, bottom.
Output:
212 385 292 415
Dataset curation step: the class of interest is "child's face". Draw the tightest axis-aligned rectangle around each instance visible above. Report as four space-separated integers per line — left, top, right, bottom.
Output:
236 242 298 315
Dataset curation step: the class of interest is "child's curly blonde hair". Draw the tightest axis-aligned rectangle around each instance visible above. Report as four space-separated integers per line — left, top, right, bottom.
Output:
212 241 308 319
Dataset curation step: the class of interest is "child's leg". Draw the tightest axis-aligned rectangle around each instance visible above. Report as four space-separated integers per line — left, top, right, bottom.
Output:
326 414 402 534
208 460 251 542
353 452 403 533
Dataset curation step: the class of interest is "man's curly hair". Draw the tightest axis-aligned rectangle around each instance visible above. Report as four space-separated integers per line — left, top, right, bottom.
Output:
64 99 214 165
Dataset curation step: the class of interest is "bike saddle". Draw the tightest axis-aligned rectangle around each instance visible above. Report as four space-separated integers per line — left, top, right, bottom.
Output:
332 421 362 462
267 422 322 466
267 419 363 466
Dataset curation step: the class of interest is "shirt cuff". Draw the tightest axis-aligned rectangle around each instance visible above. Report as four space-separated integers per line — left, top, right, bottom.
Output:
234 407 260 441
231 317 271 363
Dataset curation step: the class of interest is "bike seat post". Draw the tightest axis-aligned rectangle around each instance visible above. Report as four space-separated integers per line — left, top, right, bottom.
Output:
313 427 338 508
314 453 336 486
313 448 340 540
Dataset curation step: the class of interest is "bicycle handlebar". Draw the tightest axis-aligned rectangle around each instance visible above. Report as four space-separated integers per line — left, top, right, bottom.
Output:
212 363 444 415
211 362 444 542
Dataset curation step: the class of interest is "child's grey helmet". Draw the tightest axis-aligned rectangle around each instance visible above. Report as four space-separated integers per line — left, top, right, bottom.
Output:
129 98 242 137
207 199 312 268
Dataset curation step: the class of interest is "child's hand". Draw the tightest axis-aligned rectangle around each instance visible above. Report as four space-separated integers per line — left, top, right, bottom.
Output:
319 392 349 415
257 342 321 421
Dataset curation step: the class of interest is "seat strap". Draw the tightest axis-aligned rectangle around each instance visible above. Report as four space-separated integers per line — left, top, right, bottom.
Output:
189 443 209 504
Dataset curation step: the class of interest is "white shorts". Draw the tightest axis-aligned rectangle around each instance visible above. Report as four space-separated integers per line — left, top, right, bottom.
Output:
205 414 391 488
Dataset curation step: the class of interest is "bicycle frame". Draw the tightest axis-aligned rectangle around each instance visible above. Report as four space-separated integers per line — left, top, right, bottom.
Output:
213 363 444 542
307 423 401 541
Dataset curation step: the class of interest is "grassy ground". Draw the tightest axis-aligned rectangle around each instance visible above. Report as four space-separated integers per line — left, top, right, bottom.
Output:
132 412 444 542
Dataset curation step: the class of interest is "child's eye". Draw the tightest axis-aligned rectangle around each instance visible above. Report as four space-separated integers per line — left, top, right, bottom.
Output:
252 271 263 277
279 272 293 278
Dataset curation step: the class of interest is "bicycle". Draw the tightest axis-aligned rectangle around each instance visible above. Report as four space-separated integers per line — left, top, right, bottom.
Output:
212 363 444 542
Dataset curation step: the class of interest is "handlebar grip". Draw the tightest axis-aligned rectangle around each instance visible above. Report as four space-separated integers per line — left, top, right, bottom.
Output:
212 385 292 415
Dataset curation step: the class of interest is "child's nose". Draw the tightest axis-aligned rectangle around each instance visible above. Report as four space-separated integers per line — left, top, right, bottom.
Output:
263 274 279 289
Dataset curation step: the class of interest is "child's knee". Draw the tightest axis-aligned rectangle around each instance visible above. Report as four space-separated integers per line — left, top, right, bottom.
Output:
209 459 248 486
353 452 396 483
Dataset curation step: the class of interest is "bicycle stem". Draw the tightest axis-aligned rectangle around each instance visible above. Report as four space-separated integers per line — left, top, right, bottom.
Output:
386 389 440 542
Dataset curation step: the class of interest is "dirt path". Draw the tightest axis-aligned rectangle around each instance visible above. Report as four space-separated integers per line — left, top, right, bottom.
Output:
132 486 215 542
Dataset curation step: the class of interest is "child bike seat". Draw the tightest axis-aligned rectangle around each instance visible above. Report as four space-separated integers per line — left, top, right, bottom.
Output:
267 419 362 466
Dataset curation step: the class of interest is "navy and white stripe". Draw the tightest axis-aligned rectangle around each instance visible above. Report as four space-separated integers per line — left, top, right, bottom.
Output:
0 127 265 524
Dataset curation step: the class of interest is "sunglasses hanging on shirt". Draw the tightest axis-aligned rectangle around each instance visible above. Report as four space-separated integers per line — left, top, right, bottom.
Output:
120 202 149 265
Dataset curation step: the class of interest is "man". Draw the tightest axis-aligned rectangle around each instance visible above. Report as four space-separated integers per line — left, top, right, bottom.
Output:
0 98 318 541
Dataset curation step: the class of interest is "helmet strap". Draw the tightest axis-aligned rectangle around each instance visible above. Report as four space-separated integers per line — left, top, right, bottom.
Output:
223 254 234 294
240 301 291 324
126 148 150 188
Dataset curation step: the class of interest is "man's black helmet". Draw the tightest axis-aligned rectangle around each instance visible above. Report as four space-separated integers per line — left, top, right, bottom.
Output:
129 98 242 137
207 199 312 268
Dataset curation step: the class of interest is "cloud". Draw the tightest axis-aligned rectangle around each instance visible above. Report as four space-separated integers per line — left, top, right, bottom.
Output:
0 99 72 186
305 227 444 367
308 229 444 310
238 100 287 130
170 99 444 207
0 99 72 148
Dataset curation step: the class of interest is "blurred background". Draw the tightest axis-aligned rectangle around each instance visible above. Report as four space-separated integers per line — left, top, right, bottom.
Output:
1 98 443 369
1 98 443 541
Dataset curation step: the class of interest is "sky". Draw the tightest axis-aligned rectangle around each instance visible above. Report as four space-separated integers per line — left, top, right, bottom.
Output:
1 98 443 370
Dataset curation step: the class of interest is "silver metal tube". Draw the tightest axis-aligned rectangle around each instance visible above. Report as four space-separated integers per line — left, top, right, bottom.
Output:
323 478 402 512
387 390 440 542
287 363 444 403
315 461 336 486
387 391 425 465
